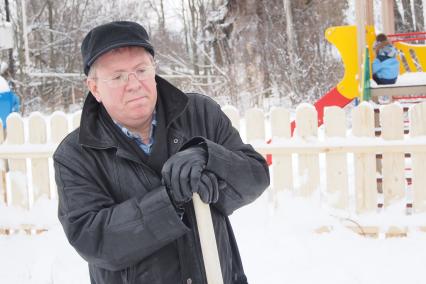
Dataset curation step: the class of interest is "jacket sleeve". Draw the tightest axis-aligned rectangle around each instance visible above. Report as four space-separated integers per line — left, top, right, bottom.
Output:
372 58 383 74
183 101 270 216
54 151 189 272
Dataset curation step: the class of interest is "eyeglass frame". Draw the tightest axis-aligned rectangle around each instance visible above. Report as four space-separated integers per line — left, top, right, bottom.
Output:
91 65 156 87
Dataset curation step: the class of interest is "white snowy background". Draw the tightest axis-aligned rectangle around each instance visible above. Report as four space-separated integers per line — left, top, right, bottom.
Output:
1 189 426 284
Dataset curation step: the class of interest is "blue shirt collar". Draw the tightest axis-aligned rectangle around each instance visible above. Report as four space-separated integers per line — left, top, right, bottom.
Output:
114 111 157 155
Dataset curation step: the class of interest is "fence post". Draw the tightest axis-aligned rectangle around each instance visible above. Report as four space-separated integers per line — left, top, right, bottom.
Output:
245 108 265 143
409 101 426 212
29 112 50 203
50 111 69 199
5 113 28 209
324 106 348 210
352 102 377 213
245 108 267 199
270 107 293 192
51 111 69 143
295 104 319 196
380 103 405 208
72 110 82 130
222 105 240 131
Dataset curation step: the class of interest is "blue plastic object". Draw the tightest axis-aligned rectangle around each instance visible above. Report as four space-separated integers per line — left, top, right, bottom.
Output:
0 76 20 128
0 91 20 128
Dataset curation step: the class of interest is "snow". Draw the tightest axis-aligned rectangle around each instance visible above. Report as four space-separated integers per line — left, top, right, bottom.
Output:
0 224 89 284
232 192 426 284
0 197 57 228
1 189 426 283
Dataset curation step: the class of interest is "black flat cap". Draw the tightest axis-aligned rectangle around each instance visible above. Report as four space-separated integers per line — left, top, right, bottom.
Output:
81 21 155 75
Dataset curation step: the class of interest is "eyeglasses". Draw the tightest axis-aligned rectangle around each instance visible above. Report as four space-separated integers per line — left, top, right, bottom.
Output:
95 66 155 87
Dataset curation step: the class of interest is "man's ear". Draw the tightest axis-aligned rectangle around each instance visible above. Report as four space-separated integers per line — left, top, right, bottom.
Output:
87 79 102 103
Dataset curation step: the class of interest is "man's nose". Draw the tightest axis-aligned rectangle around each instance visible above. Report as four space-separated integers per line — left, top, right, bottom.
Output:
125 72 141 88
127 72 139 82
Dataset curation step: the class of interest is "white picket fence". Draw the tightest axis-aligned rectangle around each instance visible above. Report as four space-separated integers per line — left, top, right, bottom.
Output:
0 111 81 209
1 101 426 235
223 101 426 236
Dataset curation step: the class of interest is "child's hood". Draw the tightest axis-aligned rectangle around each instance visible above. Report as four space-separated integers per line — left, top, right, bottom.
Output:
377 44 397 58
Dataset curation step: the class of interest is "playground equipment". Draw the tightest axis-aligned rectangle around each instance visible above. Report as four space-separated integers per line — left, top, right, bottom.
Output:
289 0 426 135
368 32 426 100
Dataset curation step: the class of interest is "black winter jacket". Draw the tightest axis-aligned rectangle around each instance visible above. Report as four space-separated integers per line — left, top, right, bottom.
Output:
54 76 270 284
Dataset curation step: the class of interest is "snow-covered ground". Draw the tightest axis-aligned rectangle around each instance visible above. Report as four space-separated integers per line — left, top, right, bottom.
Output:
233 192 426 284
1 191 425 284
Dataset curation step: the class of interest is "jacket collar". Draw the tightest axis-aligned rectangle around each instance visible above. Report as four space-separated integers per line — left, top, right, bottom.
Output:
78 75 189 148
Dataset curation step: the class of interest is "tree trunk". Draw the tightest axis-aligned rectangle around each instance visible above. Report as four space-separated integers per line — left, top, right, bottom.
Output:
159 0 166 36
198 0 209 84
47 0 55 68
283 0 301 102
188 0 200 75
394 0 404 32
284 0 297 54
181 0 190 54
413 0 424 31
5 0 15 83
401 0 414 31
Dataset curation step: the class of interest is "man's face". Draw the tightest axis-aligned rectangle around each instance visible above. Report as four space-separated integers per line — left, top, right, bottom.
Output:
87 47 157 132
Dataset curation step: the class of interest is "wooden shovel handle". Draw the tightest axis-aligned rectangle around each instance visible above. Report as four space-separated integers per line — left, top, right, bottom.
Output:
192 193 224 284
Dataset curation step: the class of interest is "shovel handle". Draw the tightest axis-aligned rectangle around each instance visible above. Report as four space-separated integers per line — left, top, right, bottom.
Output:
192 193 224 284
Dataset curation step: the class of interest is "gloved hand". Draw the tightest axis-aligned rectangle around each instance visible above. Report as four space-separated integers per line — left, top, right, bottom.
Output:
198 171 223 204
162 146 207 206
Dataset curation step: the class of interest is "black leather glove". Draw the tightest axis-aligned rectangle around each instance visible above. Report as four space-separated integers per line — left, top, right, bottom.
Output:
198 171 222 204
162 146 207 206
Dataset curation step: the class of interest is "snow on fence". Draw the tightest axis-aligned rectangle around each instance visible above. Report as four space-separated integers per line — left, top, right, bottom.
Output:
1 102 426 235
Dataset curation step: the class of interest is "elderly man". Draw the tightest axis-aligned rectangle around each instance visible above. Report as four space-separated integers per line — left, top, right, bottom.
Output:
54 21 269 284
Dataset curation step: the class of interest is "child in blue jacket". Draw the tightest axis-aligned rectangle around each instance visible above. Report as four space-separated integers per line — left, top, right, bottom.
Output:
372 33 399 85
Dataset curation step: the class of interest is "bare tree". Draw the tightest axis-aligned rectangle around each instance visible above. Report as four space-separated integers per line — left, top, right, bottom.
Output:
181 0 190 54
401 0 414 31
146 0 166 37
188 0 200 75
393 0 404 32
210 0 347 109
3 0 350 114
5 0 161 113
413 0 424 32
394 0 424 33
